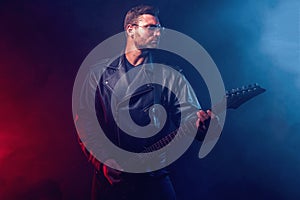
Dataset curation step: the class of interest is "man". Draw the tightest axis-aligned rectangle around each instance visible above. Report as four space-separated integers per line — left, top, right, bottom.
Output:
76 5 218 200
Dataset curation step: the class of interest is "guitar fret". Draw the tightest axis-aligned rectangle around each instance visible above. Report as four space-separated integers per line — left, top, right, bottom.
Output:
158 140 164 148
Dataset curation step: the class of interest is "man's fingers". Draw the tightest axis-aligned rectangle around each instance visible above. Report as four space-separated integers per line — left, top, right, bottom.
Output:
103 166 122 185
207 110 215 118
196 110 220 134
196 110 210 129
197 110 209 121
207 110 220 123
104 159 124 171
108 168 122 176
106 174 121 185
107 169 122 180
198 109 217 120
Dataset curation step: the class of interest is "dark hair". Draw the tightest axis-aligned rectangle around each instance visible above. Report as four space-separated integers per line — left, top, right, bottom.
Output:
123 5 159 30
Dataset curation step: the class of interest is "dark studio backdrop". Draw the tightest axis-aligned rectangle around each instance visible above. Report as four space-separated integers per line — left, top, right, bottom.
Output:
0 0 299 199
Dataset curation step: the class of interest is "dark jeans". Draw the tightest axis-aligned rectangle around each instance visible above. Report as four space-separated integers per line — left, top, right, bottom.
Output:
91 170 176 200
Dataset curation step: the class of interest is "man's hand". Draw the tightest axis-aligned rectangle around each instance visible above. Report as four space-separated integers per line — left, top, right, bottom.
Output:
103 159 123 185
196 110 218 132
195 109 222 141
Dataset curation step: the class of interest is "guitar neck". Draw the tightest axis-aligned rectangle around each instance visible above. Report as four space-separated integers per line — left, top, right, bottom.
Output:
142 120 196 153
141 83 266 153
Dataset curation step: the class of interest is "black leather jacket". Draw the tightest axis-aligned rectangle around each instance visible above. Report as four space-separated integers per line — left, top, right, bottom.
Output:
75 53 202 172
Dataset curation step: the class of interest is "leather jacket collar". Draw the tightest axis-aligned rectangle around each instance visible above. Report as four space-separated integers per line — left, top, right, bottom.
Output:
102 52 155 100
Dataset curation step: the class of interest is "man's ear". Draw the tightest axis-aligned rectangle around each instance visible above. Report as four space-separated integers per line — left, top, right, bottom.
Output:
126 24 134 38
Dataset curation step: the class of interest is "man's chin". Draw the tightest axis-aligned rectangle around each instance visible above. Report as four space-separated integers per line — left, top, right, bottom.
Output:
138 43 159 51
146 43 159 49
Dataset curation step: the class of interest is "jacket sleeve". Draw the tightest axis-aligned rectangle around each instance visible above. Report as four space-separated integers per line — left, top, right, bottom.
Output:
177 74 222 142
74 69 109 171
169 73 210 142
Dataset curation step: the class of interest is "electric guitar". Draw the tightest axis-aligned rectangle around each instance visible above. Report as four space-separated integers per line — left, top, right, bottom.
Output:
143 83 266 151
120 83 266 169
102 83 266 196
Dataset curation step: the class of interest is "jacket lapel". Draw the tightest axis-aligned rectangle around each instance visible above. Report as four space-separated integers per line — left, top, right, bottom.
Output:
102 54 155 103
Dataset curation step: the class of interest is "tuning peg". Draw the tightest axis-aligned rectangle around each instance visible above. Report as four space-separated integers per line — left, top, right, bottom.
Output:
253 83 259 89
240 86 246 92
234 87 241 95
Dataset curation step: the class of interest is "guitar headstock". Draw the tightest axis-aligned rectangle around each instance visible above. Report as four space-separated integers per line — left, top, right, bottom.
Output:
226 83 266 109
